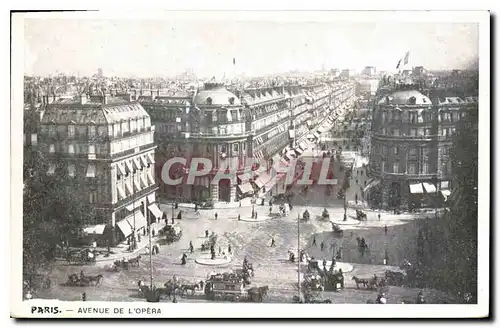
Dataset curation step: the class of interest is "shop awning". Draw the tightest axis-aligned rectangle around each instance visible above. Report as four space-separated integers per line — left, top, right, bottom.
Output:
285 150 297 161
254 172 271 188
133 179 141 191
83 224 106 235
140 175 148 188
313 132 321 139
147 153 155 164
289 130 295 139
133 157 142 170
125 182 133 196
238 182 254 194
299 142 307 151
117 163 126 176
116 218 133 237
125 160 134 173
410 183 424 194
117 185 126 200
422 183 437 193
306 134 315 140
363 178 381 193
86 164 96 178
140 155 148 168
148 204 163 220
294 147 304 155
147 172 155 185
238 172 253 182
46 163 56 176
440 181 450 190
128 211 147 231
440 190 451 201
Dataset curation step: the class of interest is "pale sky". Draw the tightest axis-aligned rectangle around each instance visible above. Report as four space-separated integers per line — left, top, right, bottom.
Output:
23 19 479 78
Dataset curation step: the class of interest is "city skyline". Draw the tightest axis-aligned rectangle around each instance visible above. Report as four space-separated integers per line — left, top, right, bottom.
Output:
24 19 479 78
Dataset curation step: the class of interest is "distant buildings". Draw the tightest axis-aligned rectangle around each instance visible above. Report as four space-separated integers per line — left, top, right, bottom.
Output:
37 93 160 245
141 78 355 204
366 80 478 210
362 66 377 77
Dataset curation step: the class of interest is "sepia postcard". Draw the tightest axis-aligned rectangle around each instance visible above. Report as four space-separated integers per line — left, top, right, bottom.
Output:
11 10 490 319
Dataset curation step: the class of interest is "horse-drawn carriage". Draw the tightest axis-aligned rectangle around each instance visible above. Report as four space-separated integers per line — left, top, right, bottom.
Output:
66 273 103 287
355 209 367 221
112 255 141 271
204 272 247 302
66 249 97 265
331 221 343 234
160 223 182 244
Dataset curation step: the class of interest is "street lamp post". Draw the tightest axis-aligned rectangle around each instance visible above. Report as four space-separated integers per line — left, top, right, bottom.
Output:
132 170 137 249
297 212 301 302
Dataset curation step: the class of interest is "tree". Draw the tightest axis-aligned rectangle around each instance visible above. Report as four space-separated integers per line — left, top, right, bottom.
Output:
23 150 96 273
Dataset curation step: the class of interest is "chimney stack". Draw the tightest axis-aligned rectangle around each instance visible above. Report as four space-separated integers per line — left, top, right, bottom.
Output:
102 94 110 105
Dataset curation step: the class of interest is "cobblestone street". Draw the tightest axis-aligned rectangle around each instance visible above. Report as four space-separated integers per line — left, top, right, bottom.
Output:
35 181 454 304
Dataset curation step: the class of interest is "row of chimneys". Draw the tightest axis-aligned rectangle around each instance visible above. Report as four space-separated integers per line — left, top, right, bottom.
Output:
79 93 133 105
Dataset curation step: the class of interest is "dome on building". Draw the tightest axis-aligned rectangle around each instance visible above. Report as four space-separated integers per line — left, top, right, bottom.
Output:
378 90 431 106
193 77 241 106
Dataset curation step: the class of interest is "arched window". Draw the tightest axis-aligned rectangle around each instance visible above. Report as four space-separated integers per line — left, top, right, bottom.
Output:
228 97 235 105
206 97 213 105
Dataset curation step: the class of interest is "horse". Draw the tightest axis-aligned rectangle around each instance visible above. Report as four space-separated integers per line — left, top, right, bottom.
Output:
180 283 199 296
87 274 104 286
351 276 368 289
248 286 269 302
129 255 141 267
367 275 379 290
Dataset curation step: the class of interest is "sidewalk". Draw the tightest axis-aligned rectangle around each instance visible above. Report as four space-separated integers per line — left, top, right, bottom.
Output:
93 221 168 265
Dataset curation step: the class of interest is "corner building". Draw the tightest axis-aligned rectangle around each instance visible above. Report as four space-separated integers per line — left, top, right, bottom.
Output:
38 94 161 245
367 85 477 210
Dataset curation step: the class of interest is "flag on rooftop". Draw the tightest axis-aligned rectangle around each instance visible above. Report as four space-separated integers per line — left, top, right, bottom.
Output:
404 51 410 65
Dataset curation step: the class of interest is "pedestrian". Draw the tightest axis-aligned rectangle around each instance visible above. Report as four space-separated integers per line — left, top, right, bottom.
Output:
189 241 194 254
378 213 381 221
251 210 255 218
239 201 242 207
195 203 198 212
384 225 388 235
205 230 209 238
271 238 275 247
218 246 222 256
255 213 258 220
143 228 146 236
82 292 87 301
215 212 218 220
312 236 317 247
238 214 241 221
269 206 272 214
138 234 141 243
228 244 232 254
152 229 155 237
355 193 358 204
320 241 325 251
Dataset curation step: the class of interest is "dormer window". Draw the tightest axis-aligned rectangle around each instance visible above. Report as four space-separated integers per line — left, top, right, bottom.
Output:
206 97 213 105
228 97 235 105
408 96 416 105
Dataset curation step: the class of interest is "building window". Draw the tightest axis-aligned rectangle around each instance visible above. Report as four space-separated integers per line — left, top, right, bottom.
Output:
381 161 386 173
88 126 96 138
393 128 400 136
409 147 418 158
206 97 213 105
382 145 387 155
68 164 75 177
424 128 431 136
442 160 449 174
89 191 97 203
49 126 56 137
89 145 95 154
68 144 75 154
422 161 429 174
408 163 417 174
68 125 75 138
393 146 399 155
49 144 55 153
393 161 399 173
410 128 417 136
234 143 239 152
409 112 418 124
